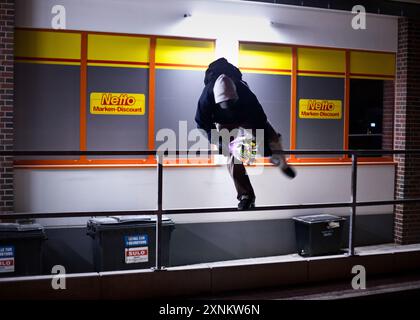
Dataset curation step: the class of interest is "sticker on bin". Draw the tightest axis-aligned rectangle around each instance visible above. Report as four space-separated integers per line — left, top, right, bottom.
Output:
124 235 148 247
125 247 148 264
322 230 334 237
0 246 15 273
327 222 340 229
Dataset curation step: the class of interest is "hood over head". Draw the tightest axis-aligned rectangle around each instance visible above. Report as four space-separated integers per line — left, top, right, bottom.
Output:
204 57 242 85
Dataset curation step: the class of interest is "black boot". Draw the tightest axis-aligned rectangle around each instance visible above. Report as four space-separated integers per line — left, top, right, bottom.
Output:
238 195 255 211
281 166 296 179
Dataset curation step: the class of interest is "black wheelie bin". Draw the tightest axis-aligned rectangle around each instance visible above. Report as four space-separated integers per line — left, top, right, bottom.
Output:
87 215 175 272
293 214 346 257
0 223 46 277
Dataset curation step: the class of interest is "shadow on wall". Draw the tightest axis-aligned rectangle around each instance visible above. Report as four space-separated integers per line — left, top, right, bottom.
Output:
39 214 394 274
16 0 35 27
42 228 95 274
169 214 395 266
169 220 296 266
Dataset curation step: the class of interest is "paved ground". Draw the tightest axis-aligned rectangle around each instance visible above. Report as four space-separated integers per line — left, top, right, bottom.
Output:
189 271 420 300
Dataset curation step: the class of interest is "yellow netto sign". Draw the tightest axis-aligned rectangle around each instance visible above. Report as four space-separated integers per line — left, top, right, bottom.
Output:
90 92 145 115
299 99 342 119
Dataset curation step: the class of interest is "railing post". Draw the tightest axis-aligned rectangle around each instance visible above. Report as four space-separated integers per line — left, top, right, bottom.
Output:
348 153 358 256
155 153 164 271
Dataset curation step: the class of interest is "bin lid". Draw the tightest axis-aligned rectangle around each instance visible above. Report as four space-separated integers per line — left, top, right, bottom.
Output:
0 223 46 240
88 215 171 225
111 215 170 223
0 223 44 232
87 215 174 236
292 214 345 224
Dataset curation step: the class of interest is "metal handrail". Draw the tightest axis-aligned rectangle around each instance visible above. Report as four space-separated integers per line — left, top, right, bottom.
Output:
1 199 418 219
2 149 420 156
2 149 420 270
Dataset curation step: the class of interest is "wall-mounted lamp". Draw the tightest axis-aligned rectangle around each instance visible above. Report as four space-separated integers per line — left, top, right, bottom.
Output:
183 13 192 18
270 21 283 27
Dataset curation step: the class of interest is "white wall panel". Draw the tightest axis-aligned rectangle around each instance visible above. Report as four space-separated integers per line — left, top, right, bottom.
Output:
15 164 395 226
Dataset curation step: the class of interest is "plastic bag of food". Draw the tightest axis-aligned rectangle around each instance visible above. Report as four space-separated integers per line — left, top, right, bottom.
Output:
229 130 258 165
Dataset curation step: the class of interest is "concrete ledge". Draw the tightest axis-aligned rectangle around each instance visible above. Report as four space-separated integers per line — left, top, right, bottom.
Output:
0 273 100 300
307 253 396 283
353 253 396 275
211 260 308 293
307 255 354 282
393 251 420 272
99 266 212 299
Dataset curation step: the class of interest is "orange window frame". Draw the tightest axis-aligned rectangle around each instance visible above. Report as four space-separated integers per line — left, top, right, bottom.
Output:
14 28 217 169
238 40 396 166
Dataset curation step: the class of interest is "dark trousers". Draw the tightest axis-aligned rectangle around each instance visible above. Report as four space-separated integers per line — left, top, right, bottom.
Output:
217 121 284 201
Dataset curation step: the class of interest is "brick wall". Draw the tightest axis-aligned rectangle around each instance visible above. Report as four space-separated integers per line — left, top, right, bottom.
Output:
394 17 420 244
0 0 14 214
382 81 394 151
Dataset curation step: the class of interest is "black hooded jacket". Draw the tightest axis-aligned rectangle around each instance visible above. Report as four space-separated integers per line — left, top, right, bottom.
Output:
195 58 268 141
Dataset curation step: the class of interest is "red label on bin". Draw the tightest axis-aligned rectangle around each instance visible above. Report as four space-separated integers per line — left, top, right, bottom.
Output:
125 246 148 264
0 259 14 267
0 258 15 273
127 249 148 257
